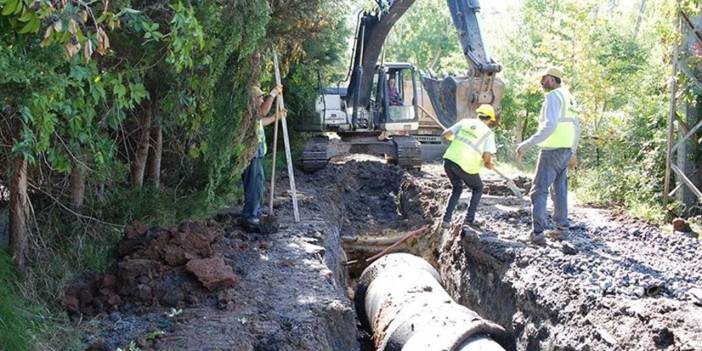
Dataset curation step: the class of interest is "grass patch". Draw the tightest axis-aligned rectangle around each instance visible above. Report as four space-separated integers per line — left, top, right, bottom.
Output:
0 250 35 351
571 167 669 223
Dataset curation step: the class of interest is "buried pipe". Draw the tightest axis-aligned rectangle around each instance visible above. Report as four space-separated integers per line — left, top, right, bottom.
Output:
355 253 513 351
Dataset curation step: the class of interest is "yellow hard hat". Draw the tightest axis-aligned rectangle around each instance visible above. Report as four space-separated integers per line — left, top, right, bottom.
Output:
476 104 496 122
251 86 265 97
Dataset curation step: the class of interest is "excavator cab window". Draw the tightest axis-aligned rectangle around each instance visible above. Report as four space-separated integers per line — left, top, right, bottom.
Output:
387 73 402 106
383 66 416 124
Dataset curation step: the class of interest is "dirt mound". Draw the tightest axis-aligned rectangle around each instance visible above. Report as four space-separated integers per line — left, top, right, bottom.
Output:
64 221 233 317
304 161 430 237
483 175 531 196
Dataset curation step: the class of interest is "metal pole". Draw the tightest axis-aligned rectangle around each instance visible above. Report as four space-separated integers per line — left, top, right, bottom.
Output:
272 51 300 222
664 17 680 207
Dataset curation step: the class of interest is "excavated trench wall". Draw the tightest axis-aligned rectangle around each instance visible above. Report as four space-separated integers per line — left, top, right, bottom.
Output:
397 167 702 350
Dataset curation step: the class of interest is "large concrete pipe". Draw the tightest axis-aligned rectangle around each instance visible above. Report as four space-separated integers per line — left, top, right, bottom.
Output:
355 253 513 351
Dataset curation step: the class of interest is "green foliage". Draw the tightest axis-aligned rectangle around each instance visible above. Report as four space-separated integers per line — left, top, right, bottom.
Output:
491 0 677 222
384 0 466 74
0 250 35 351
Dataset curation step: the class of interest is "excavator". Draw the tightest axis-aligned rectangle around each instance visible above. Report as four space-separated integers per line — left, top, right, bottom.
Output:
298 0 504 172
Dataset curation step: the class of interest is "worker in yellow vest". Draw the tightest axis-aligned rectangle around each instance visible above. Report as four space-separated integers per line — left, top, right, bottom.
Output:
516 67 580 245
240 84 283 232
441 104 498 228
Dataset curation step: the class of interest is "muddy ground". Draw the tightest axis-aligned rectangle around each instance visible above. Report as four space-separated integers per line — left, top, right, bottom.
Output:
68 159 702 351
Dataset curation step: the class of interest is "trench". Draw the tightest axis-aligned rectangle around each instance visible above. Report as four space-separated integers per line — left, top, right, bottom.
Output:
324 160 522 350
67 159 702 350
333 161 702 351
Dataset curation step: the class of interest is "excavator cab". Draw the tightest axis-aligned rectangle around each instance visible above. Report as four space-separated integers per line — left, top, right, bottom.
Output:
372 64 419 133
371 63 419 133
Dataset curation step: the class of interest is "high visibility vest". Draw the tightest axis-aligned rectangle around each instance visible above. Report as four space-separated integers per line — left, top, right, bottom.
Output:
443 118 493 174
538 87 578 149
256 120 267 155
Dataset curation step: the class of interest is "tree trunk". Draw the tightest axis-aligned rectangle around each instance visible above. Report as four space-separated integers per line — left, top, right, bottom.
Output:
633 0 647 39
515 110 528 144
70 161 85 209
519 111 530 143
131 101 153 188
147 106 162 188
9 156 28 273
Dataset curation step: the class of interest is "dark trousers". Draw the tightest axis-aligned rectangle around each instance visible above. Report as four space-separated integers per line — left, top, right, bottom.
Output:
242 156 264 220
443 159 483 223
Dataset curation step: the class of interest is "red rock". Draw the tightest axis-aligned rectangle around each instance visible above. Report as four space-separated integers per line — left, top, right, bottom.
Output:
185 257 236 291
102 274 117 288
124 222 148 239
118 259 163 284
63 294 80 313
672 218 691 232
107 293 122 306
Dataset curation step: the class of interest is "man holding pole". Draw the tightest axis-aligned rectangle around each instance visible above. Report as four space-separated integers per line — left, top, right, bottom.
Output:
240 84 283 232
516 67 580 245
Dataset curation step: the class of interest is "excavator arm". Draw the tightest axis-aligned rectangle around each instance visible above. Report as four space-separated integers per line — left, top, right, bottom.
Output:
346 0 502 127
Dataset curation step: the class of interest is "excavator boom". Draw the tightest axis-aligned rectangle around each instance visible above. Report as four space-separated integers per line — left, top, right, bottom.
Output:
344 0 503 129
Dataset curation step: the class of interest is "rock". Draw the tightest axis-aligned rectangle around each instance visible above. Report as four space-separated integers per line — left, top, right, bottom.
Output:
597 328 618 346
688 288 702 306
652 327 675 348
101 274 117 289
118 259 163 285
561 242 578 255
63 294 80 313
85 340 110 351
672 218 691 232
135 284 153 302
186 257 236 291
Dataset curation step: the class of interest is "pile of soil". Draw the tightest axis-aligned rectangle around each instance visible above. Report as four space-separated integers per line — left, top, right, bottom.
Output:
483 175 532 196
64 221 233 317
302 160 429 237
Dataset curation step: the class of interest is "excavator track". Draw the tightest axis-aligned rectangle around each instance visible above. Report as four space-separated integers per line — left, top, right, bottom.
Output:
393 136 422 170
301 136 330 173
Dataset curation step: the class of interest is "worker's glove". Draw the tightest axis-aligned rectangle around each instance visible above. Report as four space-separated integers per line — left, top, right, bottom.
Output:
270 84 283 97
276 107 288 118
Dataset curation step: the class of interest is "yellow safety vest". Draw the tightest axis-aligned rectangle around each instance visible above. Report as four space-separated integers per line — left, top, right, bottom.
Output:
538 87 578 149
256 120 267 155
443 119 493 174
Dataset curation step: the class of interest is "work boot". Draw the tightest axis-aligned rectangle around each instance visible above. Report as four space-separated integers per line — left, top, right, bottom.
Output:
241 217 261 233
545 228 569 241
530 231 546 245
464 219 484 228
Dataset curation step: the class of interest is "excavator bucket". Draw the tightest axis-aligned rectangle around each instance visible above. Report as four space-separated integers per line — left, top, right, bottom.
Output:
421 74 504 128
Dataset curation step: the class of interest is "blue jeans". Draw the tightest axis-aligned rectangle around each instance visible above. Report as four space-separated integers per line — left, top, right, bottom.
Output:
530 149 572 233
242 156 264 220
443 159 483 223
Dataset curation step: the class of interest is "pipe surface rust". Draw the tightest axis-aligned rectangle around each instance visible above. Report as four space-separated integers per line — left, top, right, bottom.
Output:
355 253 512 351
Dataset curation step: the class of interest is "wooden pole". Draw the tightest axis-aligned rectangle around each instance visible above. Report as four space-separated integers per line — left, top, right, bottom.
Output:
268 100 280 215
272 51 300 222
365 225 429 263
